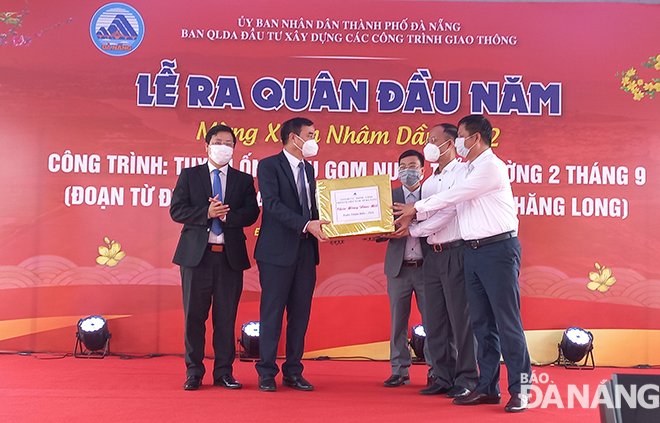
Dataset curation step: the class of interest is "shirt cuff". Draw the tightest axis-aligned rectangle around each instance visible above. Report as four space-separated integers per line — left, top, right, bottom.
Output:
302 221 310 233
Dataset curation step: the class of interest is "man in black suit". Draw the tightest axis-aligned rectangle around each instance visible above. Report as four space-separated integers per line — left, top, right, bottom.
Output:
254 117 329 392
170 124 260 391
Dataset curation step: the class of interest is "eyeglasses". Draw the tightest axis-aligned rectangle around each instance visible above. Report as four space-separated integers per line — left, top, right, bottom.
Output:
398 165 422 171
209 140 234 147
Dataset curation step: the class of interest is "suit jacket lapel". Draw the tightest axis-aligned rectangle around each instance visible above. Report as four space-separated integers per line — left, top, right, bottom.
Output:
225 166 238 202
278 151 299 200
197 164 213 198
304 161 316 214
393 186 404 203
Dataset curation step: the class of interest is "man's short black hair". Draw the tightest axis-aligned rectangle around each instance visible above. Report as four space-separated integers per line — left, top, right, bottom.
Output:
437 123 458 140
398 149 424 166
281 117 314 145
458 115 493 147
205 124 237 145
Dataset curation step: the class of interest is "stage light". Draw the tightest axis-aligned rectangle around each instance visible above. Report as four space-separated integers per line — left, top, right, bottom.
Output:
74 315 111 358
409 324 426 362
238 321 260 360
557 327 595 369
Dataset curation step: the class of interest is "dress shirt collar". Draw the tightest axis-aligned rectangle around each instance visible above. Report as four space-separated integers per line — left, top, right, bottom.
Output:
402 184 421 200
439 158 461 176
468 148 494 167
208 161 229 175
283 148 304 169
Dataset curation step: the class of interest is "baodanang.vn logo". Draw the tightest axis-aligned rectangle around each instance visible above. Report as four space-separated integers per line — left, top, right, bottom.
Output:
523 372 659 410
90 3 144 56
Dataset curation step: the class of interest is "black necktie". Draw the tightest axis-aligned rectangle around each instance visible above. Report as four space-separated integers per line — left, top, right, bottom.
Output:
298 162 311 221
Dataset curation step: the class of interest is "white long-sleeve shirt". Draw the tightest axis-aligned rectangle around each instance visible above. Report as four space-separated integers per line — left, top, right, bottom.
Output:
414 149 518 240
409 158 466 244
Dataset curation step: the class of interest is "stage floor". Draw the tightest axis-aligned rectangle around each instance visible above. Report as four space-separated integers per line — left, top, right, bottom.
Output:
0 354 657 422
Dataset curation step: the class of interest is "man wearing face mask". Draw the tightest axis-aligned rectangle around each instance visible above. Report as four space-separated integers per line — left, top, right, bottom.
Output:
381 149 432 388
254 117 329 392
171 124 260 391
392 124 478 399
393 115 531 413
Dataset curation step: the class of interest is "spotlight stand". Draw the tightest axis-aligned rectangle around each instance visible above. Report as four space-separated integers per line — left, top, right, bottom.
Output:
409 324 426 364
237 338 259 362
237 321 260 362
74 334 110 359
556 343 595 370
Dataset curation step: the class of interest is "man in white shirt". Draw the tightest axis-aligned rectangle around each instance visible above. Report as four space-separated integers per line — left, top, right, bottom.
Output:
393 115 531 413
395 124 478 399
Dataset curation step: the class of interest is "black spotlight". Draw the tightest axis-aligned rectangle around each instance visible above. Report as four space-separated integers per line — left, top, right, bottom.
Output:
238 321 260 361
74 315 111 358
557 327 595 369
409 324 426 362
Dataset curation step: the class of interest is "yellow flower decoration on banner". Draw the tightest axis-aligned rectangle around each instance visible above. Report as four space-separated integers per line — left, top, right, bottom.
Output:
587 262 616 293
96 237 126 267
617 55 660 100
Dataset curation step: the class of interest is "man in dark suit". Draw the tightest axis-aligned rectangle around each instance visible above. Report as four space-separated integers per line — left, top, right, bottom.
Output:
382 150 432 387
170 124 260 391
254 117 329 392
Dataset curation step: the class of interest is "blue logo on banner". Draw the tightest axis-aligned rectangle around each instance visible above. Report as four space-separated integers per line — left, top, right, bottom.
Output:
90 3 144 56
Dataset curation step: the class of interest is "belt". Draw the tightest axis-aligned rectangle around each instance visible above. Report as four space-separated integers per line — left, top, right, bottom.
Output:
431 239 464 253
209 244 225 253
466 231 516 249
402 259 423 267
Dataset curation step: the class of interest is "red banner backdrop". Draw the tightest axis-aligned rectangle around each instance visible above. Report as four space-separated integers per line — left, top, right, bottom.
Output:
1 0 659 365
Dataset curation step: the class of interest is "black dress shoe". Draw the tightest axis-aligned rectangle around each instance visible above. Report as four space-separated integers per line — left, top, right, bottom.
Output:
258 377 276 392
453 391 501 405
214 374 242 389
446 386 471 398
504 393 528 412
282 375 314 391
426 374 437 387
420 382 451 395
183 375 202 391
383 374 410 387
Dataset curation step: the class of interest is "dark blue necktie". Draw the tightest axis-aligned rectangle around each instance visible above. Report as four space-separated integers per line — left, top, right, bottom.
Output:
298 162 311 221
211 169 223 235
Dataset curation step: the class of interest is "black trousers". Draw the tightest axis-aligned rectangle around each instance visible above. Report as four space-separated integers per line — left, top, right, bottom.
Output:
181 247 243 380
423 244 478 390
256 237 316 379
463 237 531 395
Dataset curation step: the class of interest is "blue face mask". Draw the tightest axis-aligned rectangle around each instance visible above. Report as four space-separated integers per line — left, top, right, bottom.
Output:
399 169 422 187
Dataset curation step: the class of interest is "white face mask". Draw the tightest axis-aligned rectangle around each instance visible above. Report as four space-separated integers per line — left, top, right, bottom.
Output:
208 144 233 165
423 139 450 162
455 134 476 157
295 135 319 158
